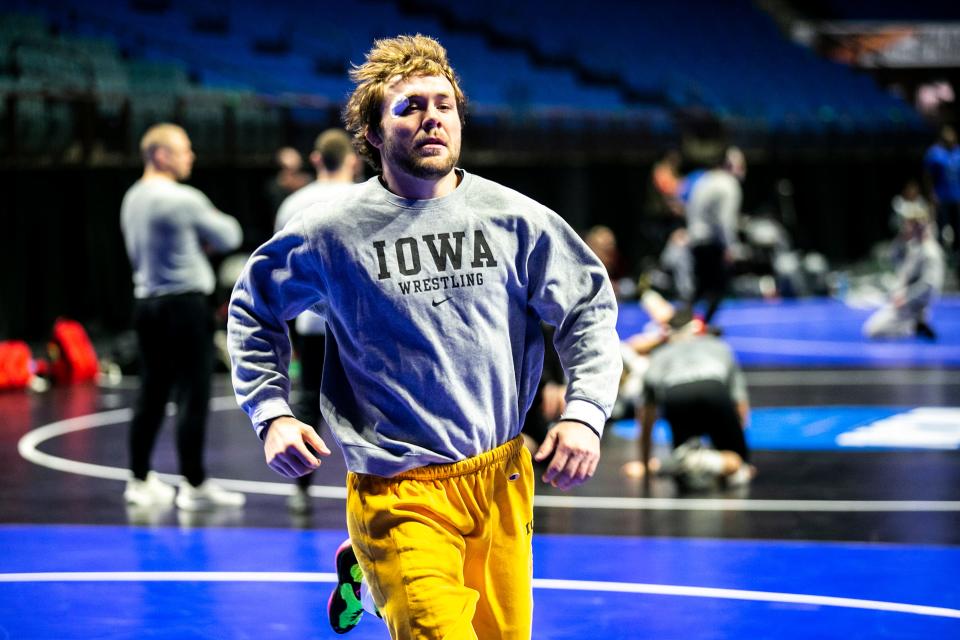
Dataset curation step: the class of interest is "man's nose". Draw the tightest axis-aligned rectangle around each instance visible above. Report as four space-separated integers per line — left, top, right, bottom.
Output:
422 104 443 130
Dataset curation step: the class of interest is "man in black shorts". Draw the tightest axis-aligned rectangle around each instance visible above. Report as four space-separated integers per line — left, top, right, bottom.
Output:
637 312 753 490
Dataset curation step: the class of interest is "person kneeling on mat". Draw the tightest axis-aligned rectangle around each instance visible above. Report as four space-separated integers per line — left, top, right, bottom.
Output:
863 203 944 341
628 310 754 490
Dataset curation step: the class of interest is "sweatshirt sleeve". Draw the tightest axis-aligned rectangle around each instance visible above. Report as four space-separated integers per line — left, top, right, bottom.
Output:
526 212 623 436
188 189 243 253
227 217 326 437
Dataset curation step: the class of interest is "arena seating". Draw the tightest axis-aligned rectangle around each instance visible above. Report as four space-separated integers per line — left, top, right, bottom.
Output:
0 0 928 161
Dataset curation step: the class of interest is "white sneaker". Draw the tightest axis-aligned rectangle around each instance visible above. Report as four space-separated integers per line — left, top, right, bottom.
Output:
124 472 176 507
682 446 725 476
667 441 720 491
175 480 246 511
287 486 312 514
661 440 702 475
725 464 755 487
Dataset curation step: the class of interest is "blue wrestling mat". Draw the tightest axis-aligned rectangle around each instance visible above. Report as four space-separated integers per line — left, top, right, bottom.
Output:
616 296 960 368
0 525 957 639
612 405 960 451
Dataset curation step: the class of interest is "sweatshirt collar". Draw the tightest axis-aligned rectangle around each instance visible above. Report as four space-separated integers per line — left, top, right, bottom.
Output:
373 169 471 210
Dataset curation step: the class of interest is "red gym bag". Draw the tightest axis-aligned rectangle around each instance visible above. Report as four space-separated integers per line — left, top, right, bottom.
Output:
0 341 33 390
49 318 99 384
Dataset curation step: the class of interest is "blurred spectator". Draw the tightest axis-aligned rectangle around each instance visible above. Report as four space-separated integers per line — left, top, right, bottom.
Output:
659 227 695 301
863 205 944 340
584 225 631 298
120 123 245 511
923 125 960 277
890 179 932 235
644 149 686 257
274 129 360 514
683 147 746 323
889 180 933 266
265 146 312 219
617 289 677 425
650 150 684 214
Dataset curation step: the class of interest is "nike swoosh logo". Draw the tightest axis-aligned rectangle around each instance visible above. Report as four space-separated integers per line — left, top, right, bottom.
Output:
432 297 452 307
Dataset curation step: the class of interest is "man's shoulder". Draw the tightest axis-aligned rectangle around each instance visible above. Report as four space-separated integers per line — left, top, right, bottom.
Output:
710 169 740 189
291 181 357 206
689 169 735 195
925 144 946 163
129 179 207 205
464 171 556 222
922 237 946 260
154 180 208 204
283 182 382 241
700 335 735 358
277 181 358 229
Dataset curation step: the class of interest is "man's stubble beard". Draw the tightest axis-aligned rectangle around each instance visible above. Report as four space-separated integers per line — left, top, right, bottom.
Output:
386 139 460 180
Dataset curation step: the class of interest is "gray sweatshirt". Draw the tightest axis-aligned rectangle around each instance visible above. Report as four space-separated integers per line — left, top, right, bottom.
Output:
121 179 242 298
275 180 356 336
895 235 944 312
228 170 622 476
686 170 741 248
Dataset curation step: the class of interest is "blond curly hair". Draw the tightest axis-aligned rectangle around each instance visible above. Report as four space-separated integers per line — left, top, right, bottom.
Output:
343 34 467 171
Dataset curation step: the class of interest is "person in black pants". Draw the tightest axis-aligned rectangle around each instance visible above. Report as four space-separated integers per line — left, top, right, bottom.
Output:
130 293 213 488
683 147 746 323
120 123 245 511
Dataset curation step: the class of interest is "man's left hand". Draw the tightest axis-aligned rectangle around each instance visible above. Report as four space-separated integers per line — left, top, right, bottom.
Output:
534 421 601 490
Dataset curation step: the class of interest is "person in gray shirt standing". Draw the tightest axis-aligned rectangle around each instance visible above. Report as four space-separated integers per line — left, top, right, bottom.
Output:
120 123 245 512
228 35 621 639
684 147 746 323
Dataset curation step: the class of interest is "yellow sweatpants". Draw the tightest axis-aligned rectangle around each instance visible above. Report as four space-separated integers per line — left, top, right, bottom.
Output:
346 435 534 640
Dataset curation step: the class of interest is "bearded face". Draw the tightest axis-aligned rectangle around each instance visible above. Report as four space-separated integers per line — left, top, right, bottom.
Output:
371 74 462 184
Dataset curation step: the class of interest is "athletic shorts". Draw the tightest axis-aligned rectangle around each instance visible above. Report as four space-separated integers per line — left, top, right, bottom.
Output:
662 379 749 461
346 435 534 640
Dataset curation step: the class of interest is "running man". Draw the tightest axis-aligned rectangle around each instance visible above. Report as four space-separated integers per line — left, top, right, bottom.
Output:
227 35 621 639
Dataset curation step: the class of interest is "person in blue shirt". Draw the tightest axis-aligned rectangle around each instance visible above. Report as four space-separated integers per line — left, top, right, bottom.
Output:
923 125 960 278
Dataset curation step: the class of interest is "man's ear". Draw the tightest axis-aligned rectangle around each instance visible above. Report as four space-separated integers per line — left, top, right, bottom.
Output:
364 126 383 151
151 145 169 169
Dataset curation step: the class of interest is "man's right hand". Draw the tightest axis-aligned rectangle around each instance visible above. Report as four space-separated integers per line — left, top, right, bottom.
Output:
263 416 331 478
